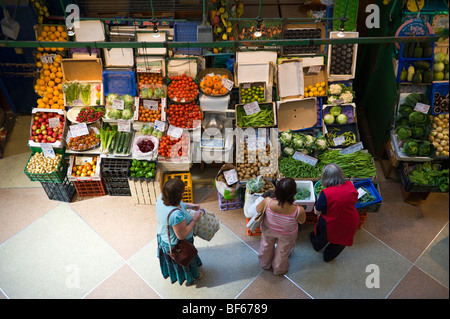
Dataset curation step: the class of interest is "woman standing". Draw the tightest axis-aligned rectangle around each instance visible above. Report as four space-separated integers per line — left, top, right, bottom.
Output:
256 178 306 276
310 163 360 262
156 178 203 286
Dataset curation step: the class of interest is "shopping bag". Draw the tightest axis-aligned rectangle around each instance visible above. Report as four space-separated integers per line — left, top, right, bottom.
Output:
193 209 220 241
246 199 268 233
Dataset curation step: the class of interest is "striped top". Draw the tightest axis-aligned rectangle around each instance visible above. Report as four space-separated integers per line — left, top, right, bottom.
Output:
263 199 299 235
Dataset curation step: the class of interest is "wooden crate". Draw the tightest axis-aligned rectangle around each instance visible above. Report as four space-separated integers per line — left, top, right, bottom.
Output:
128 168 162 205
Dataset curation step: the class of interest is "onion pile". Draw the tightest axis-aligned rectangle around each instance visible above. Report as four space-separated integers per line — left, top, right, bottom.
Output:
429 113 449 156
26 152 62 174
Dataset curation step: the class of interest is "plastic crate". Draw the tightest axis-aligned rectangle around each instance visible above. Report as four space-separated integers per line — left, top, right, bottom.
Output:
102 70 137 96
173 21 202 56
101 158 131 177
163 172 193 203
73 178 107 197
394 161 447 193
218 191 244 211
357 182 382 213
41 177 76 202
430 82 449 115
353 179 383 209
24 148 68 183
246 218 261 236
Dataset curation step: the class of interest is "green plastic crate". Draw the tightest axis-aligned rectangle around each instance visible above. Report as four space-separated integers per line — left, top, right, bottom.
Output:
24 147 68 183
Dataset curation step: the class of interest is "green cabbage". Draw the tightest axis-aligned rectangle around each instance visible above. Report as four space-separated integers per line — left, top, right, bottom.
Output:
395 125 412 140
107 109 123 120
122 108 134 120
122 94 134 109
411 125 428 139
418 141 433 157
329 106 342 116
403 139 419 156
106 93 120 105
154 87 164 98
409 111 428 125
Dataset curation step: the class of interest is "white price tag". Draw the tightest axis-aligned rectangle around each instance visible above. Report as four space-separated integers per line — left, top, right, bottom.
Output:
339 141 363 155
112 99 124 110
161 98 167 121
307 65 322 74
41 143 56 158
143 99 159 110
40 54 56 64
73 99 83 106
118 120 131 132
414 102 430 114
48 116 60 129
243 101 261 115
167 125 183 139
154 120 166 132
221 77 234 91
292 151 318 166
70 123 89 138
223 169 239 185
357 187 367 199
333 136 345 146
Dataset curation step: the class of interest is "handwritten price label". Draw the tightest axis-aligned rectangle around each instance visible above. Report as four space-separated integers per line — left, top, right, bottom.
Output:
40 54 56 64
41 143 56 158
223 169 239 185
307 65 322 74
414 102 430 114
221 77 234 91
112 99 124 110
243 101 261 115
154 120 166 132
167 125 183 139
69 123 89 138
48 117 60 129
293 151 318 166
143 99 159 110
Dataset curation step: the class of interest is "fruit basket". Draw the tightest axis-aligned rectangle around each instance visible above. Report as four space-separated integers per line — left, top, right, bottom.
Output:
198 68 234 97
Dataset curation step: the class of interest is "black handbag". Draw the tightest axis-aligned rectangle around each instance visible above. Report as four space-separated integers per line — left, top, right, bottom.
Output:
167 208 198 267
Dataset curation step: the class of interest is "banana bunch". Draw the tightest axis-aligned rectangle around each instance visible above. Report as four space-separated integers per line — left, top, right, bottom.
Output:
210 0 243 52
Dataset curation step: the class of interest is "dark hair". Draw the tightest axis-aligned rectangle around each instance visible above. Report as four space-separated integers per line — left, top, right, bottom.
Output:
162 178 185 206
275 178 297 207
262 190 275 199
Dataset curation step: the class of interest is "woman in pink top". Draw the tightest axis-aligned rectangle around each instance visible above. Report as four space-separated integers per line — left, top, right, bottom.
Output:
256 178 306 276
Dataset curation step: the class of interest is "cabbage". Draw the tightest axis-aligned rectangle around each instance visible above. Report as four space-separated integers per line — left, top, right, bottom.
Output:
336 114 348 124
411 125 427 139
396 125 412 140
403 140 419 156
418 141 433 157
106 93 120 106
154 87 164 98
409 111 428 125
122 108 134 120
122 94 134 109
329 106 342 116
324 114 335 124
107 109 122 120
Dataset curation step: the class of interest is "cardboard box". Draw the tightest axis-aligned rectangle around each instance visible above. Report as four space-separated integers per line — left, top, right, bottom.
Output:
103 48 134 68
166 57 199 80
277 58 304 101
28 108 67 149
74 20 105 42
235 102 277 128
61 58 104 106
277 98 318 132
327 31 358 81
135 56 165 74
136 31 168 56
67 155 102 181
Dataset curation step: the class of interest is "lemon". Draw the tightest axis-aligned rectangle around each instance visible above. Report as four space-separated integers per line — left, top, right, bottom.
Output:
320 81 326 87
315 83 321 88
308 85 313 90
310 87 317 92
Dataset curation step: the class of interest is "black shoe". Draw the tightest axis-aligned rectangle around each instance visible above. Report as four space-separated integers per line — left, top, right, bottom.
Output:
310 231 321 252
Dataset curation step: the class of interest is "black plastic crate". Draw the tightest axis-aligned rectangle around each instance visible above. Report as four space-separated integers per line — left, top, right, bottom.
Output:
41 177 76 202
394 162 447 193
100 158 131 177
107 187 131 196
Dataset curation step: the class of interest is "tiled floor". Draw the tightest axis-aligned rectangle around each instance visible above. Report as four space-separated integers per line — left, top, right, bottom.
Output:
0 115 448 299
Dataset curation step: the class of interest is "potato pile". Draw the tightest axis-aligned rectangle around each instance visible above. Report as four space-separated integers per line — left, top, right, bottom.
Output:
236 142 278 180
26 152 62 174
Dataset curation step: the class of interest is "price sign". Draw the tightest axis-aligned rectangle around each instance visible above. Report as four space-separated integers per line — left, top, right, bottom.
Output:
357 187 367 199
246 137 266 151
414 102 430 114
154 120 166 132
70 123 89 138
112 99 124 110
118 120 131 132
243 101 260 115
48 116 60 129
143 99 159 110
339 141 363 155
161 98 167 121
167 125 183 139
73 99 83 106
221 77 234 91
307 65 322 74
223 169 239 185
293 151 318 166
333 136 346 146
41 143 56 158
40 54 56 64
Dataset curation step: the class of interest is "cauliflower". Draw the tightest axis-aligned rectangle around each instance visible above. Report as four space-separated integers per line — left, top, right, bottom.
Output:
339 91 354 103
327 95 339 105
328 84 342 95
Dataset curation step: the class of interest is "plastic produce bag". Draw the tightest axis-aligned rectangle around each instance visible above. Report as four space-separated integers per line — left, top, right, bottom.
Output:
132 134 159 160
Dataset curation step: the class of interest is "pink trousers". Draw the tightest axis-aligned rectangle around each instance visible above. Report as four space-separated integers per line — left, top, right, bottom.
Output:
258 222 297 275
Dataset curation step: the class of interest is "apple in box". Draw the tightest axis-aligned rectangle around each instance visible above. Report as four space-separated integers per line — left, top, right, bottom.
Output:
30 112 65 144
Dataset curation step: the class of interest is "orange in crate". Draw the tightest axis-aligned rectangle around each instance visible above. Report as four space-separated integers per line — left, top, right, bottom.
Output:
246 218 261 236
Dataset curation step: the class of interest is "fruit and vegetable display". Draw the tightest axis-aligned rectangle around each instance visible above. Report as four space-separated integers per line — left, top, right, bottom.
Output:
129 159 156 179
167 74 199 103
36 24 67 52
67 126 101 151
239 83 265 104
236 103 274 128
329 44 354 75
210 0 243 47
356 187 376 205
138 73 165 99
317 150 377 179
401 42 434 59
32 0 50 24
323 105 354 125
280 129 328 156
26 152 63 174
105 93 135 120
199 73 231 96
236 142 278 180
407 162 449 192
71 157 98 178
167 102 203 129
138 102 162 123
35 53 65 109
327 84 355 104
304 82 327 98
158 131 190 158
141 124 164 139
278 156 322 179
399 61 434 84
429 113 449 156
30 111 65 144
283 28 322 55
99 123 133 155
